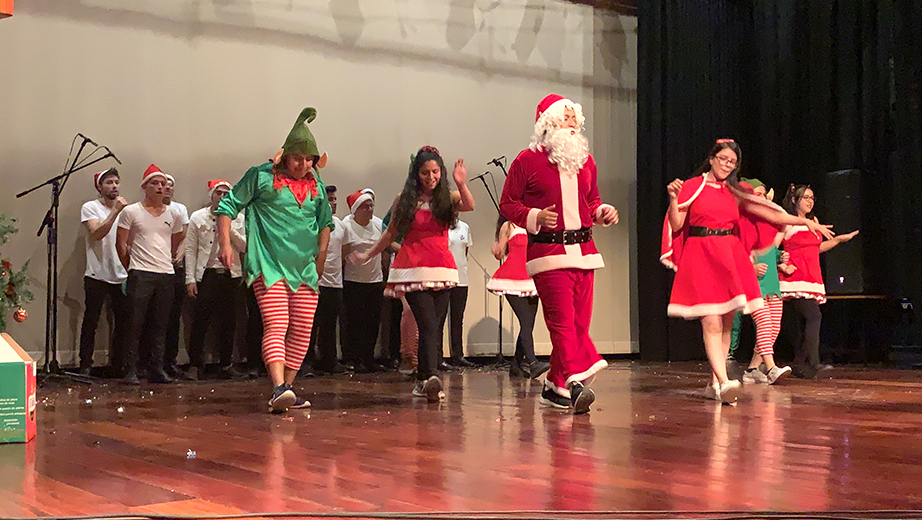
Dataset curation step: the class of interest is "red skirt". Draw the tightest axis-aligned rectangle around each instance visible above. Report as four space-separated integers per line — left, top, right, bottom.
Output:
668 234 764 318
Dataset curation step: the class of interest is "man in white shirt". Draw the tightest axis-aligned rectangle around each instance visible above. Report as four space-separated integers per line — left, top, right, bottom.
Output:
116 164 185 384
161 175 190 378
443 219 475 369
77 168 129 376
341 189 386 373
185 180 246 380
308 184 349 374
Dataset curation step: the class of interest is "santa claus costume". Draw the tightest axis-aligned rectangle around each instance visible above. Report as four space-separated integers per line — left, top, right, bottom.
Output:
487 222 550 379
499 94 618 414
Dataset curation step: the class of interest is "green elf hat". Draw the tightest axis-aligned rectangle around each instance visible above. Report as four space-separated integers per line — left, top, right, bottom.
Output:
740 177 774 201
280 107 328 168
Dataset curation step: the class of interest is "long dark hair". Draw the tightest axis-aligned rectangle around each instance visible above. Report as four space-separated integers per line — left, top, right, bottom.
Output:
390 146 457 236
691 139 743 188
783 184 815 219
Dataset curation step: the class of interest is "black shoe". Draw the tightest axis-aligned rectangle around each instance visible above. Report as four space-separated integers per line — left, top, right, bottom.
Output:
791 364 817 379
353 362 373 374
324 362 350 374
187 366 202 381
539 385 569 408
77 366 92 377
247 367 262 379
439 361 459 372
163 364 184 379
450 357 476 369
267 384 296 413
568 381 595 415
508 360 527 378
521 360 551 379
123 369 141 386
148 368 174 384
299 366 316 378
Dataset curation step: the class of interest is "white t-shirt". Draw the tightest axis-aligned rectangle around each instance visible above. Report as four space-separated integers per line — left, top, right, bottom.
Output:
118 202 184 274
81 199 128 284
342 215 384 283
449 220 473 287
169 201 190 226
320 216 345 288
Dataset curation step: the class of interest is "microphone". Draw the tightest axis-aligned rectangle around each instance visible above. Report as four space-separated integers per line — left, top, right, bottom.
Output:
488 156 505 167
470 171 491 182
104 146 122 164
77 133 98 146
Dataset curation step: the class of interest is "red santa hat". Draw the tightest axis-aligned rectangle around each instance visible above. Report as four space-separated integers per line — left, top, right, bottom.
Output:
208 179 232 197
141 164 168 187
346 189 374 215
532 94 584 149
93 167 118 190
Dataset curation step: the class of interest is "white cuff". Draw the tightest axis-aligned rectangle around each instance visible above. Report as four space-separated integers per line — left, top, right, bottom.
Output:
526 208 541 234
595 204 615 227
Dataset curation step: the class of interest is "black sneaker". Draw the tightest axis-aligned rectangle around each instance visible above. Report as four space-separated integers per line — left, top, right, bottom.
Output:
539 386 570 409
568 381 595 415
522 360 551 379
450 357 476 369
267 384 296 413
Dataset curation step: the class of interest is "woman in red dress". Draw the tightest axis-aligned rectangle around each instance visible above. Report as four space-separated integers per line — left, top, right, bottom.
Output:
662 140 833 404
487 216 551 379
779 184 858 378
351 146 474 402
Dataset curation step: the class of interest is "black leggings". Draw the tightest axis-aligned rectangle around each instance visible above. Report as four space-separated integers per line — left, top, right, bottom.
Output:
405 289 451 380
789 298 823 368
506 295 539 365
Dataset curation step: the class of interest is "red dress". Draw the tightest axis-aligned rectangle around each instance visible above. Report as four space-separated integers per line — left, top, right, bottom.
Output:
385 204 458 297
665 177 764 318
779 224 826 304
486 225 538 297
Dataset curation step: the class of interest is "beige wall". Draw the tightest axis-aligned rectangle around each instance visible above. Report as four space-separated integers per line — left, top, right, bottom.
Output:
0 0 637 364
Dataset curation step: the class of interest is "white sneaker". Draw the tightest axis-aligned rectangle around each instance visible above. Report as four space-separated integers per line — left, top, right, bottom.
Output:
742 368 770 385
704 382 721 401
411 376 442 403
719 380 742 404
767 365 793 385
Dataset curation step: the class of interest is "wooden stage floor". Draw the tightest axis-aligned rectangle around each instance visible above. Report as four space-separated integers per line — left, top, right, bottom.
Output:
2 362 922 518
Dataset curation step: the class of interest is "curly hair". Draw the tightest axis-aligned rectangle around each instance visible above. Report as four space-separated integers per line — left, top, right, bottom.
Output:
783 184 815 219
691 139 743 189
390 147 458 236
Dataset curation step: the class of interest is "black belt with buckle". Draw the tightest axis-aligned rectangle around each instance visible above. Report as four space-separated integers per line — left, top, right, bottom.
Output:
205 267 229 275
688 226 733 237
529 227 592 245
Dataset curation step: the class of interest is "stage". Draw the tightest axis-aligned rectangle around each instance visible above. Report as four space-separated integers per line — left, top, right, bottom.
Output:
2 362 922 518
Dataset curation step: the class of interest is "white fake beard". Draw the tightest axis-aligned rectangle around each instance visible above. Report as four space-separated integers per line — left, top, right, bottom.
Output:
546 128 589 175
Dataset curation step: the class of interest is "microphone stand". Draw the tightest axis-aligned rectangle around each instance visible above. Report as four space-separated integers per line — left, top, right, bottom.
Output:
16 136 118 382
472 173 509 369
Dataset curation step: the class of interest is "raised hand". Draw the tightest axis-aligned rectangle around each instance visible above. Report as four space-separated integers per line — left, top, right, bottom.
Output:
667 179 684 200
452 158 468 186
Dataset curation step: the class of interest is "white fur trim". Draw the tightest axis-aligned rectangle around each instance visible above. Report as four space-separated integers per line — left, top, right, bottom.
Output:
486 278 537 295
595 204 616 227
387 266 458 284
141 172 168 187
349 193 374 215
565 359 609 389
667 294 764 319
677 174 709 209
779 280 825 294
526 207 541 234
208 181 232 197
560 168 581 229
526 252 604 276
785 224 812 239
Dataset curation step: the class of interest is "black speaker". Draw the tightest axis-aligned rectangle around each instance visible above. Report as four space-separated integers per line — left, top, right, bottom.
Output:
823 169 864 294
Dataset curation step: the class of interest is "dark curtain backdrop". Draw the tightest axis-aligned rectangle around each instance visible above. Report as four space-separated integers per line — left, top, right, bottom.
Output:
637 0 922 361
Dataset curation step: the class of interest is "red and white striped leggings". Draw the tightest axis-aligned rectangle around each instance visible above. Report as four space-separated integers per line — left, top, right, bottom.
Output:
751 295 783 356
252 277 319 370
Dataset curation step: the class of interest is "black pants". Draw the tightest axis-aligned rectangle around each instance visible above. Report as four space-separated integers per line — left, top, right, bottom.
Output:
243 283 264 370
124 270 174 375
78 276 128 369
342 281 385 366
441 286 468 360
406 289 451 380
385 297 403 362
506 294 539 365
790 298 823 369
309 285 343 370
163 265 186 366
187 269 240 368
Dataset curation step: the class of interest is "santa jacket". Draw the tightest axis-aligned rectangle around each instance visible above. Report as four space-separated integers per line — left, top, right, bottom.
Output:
499 148 614 276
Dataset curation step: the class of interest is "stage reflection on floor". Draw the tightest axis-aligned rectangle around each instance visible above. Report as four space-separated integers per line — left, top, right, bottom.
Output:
2 362 922 517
